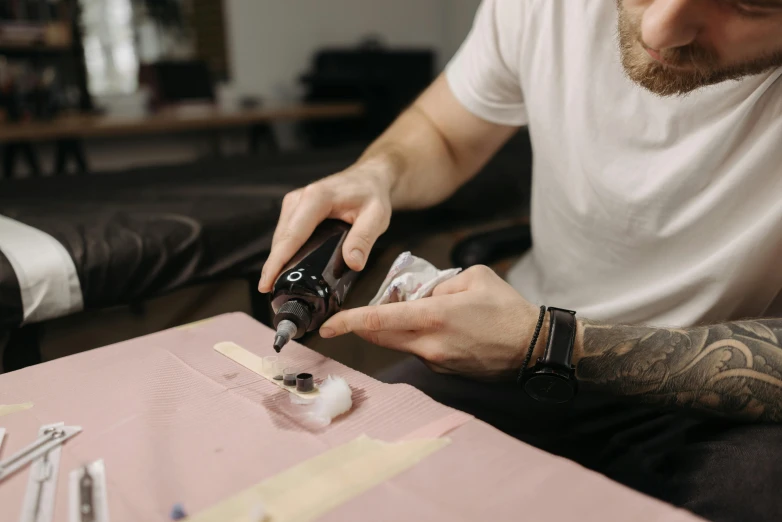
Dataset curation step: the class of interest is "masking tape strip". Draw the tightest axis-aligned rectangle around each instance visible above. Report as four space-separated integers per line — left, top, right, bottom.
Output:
188 434 449 522
0 402 33 418
214 342 320 398
175 318 214 330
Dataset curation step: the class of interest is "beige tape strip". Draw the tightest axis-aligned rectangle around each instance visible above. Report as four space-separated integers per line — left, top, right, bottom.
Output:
175 318 214 330
214 342 320 398
189 434 449 522
0 402 33 418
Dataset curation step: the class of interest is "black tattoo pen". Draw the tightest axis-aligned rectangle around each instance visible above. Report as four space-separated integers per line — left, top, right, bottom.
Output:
270 220 359 352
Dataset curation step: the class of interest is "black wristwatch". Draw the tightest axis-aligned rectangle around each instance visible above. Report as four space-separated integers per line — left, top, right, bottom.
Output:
520 307 578 404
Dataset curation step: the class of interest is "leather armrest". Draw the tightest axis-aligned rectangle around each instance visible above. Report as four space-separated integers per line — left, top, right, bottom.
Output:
451 223 532 268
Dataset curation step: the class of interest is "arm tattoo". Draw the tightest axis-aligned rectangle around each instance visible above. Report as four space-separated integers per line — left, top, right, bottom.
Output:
577 320 782 421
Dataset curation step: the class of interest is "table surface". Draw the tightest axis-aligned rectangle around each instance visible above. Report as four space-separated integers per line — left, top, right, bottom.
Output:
0 102 364 142
0 313 703 521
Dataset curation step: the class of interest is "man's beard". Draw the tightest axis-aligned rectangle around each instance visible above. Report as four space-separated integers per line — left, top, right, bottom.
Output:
617 7 782 96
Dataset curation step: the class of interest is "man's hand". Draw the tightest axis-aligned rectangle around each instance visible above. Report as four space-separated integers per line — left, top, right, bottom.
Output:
258 162 393 293
320 262 782 422
258 75 518 293
320 265 544 380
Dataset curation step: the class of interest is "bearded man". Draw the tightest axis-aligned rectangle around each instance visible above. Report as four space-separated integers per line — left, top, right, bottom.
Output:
260 2 782 520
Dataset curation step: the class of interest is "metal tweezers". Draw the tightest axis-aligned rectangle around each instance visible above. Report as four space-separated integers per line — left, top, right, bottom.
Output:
0 425 81 483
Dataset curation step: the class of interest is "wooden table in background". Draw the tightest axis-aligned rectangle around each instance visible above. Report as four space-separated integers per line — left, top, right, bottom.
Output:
0 102 365 177
0 103 363 142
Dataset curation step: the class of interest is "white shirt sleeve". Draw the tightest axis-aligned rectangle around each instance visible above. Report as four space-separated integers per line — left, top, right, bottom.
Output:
445 0 527 126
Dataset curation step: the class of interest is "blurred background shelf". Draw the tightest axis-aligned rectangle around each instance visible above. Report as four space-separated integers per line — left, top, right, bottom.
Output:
0 20 73 50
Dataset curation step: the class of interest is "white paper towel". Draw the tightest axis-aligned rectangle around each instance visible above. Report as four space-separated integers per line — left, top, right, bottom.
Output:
369 252 462 306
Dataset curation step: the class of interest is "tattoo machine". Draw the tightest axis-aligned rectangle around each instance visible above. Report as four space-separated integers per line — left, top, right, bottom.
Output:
270 219 359 352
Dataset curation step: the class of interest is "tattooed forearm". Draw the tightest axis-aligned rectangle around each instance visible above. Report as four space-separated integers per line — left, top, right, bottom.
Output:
575 319 782 422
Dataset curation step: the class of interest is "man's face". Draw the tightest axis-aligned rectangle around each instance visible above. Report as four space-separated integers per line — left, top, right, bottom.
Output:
618 0 782 96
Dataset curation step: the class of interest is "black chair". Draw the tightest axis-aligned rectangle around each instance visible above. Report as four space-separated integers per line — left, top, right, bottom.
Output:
449 127 534 269
451 222 532 269
298 40 435 147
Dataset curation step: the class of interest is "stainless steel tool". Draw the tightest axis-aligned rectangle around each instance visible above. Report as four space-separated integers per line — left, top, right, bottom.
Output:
0 424 81 483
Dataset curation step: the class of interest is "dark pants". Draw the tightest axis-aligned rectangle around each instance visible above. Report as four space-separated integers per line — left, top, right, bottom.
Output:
380 358 782 522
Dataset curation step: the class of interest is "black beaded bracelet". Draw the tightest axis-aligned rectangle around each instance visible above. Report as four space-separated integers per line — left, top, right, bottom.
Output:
517 305 547 385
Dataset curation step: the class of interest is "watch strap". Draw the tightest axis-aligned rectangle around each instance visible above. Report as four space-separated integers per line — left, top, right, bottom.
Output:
539 307 577 371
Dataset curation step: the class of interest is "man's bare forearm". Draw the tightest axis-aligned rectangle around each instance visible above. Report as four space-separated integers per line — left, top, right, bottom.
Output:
571 319 782 421
355 105 465 210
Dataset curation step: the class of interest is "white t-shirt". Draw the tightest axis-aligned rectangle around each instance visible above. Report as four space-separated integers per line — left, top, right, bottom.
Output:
446 0 782 327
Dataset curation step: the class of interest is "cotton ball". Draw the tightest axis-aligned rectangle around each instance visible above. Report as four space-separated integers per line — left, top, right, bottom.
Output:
288 393 315 406
309 375 353 426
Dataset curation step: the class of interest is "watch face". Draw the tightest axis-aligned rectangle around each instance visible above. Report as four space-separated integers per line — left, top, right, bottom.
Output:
524 374 574 404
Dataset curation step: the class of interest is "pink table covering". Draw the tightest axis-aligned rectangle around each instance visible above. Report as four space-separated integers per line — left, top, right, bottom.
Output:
0 312 703 521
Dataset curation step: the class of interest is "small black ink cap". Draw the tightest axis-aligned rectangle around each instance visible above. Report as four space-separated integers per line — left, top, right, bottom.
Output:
296 373 314 393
